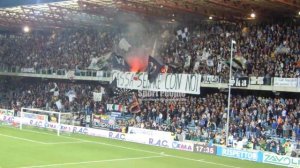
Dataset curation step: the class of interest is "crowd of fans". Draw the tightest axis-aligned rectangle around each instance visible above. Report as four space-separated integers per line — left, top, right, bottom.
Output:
159 22 300 81
0 79 105 114
0 29 114 71
131 91 300 156
0 22 299 80
1 78 300 156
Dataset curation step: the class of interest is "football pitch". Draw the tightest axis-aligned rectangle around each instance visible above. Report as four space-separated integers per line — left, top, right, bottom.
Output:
0 126 284 168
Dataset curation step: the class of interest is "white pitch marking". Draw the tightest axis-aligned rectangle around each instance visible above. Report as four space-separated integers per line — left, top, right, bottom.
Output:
44 141 83 145
20 155 164 168
62 138 240 168
0 133 48 145
0 132 82 145
12 127 240 168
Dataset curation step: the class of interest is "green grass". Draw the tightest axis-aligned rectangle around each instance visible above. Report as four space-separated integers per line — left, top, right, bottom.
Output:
0 125 285 168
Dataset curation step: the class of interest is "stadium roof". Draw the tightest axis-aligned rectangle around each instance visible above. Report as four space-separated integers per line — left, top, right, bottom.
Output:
0 0 299 30
0 0 66 8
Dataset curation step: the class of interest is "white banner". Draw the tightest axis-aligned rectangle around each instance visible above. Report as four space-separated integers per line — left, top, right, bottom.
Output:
112 71 201 94
0 109 14 116
96 71 104 77
274 78 298 87
22 112 48 121
128 127 173 140
21 68 35 73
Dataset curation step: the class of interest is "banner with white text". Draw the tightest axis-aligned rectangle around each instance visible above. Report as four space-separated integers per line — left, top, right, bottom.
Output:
112 71 201 94
274 78 298 87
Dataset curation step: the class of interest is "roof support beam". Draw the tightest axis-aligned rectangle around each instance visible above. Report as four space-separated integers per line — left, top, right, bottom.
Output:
274 0 300 9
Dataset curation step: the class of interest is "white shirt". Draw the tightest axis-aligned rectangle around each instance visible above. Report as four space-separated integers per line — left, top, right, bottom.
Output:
282 110 287 117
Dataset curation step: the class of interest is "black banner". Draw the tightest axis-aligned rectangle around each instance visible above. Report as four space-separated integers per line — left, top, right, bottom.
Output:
137 90 186 101
202 75 220 84
193 144 217 155
233 77 249 87
249 76 271 85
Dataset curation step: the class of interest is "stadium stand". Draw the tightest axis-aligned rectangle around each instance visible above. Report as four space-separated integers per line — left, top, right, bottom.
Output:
0 0 299 161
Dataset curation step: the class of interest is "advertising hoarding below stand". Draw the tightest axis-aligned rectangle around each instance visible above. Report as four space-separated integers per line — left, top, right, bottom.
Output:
263 152 300 167
217 146 262 162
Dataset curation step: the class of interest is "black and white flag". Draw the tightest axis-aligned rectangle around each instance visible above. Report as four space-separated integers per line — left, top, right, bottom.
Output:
176 27 189 42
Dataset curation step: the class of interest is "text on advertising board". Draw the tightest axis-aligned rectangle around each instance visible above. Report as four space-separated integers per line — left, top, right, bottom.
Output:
193 144 216 155
171 141 193 152
108 132 126 140
148 138 169 147
220 147 259 161
263 153 300 167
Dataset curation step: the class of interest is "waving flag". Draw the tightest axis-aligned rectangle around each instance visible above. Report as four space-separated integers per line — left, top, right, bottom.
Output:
111 52 130 70
148 56 163 83
176 27 189 42
118 38 132 52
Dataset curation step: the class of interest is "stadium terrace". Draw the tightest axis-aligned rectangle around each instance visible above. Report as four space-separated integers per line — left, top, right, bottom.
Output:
0 0 299 168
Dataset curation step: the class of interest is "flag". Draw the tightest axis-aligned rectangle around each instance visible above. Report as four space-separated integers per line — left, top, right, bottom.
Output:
128 94 140 113
176 27 189 42
111 52 129 70
224 56 247 71
217 61 222 73
118 38 131 51
128 101 140 113
233 56 247 69
226 32 231 38
224 60 240 71
295 61 300 68
148 56 163 83
201 48 211 61
65 89 76 102
275 44 290 55
93 92 102 102
112 87 134 103
55 99 62 110
49 83 59 97
110 77 117 86
193 61 200 71
107 78 117 96
87 52 111 70
184 55 191 69
107 104 128 112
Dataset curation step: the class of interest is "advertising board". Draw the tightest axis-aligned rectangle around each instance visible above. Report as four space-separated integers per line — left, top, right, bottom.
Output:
128 127 172 140
263 152 300 167
217 146 262 162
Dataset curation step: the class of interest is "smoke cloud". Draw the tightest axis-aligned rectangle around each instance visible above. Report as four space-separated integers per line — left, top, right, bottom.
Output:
112 13 162 72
